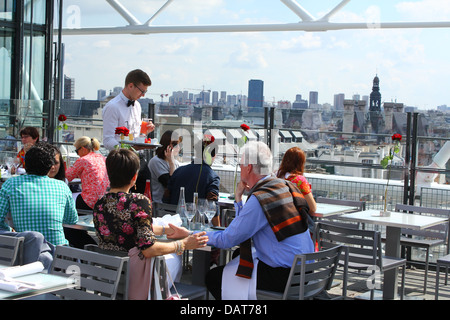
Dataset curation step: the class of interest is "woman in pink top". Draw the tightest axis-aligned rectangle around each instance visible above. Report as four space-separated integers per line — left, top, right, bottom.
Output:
66 136 110 210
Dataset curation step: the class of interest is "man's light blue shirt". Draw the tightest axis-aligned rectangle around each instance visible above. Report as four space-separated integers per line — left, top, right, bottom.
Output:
206 194 314 268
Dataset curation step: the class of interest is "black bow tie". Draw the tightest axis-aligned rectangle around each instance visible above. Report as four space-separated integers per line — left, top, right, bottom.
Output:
127 100 135 107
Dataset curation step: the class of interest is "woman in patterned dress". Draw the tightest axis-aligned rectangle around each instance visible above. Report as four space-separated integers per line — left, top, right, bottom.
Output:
93 149 208 300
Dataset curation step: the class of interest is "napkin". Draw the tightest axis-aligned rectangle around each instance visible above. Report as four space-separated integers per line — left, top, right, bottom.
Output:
0 262 44 280
153 214 182 227
0 279 40 292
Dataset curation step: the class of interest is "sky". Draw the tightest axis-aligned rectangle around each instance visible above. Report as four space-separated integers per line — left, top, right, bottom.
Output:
59 0 450 109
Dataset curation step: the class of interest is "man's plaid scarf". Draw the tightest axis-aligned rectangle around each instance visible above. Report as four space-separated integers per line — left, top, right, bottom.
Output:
236 177 309 279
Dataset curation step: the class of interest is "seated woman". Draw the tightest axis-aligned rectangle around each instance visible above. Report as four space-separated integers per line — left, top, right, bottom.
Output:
277 147 317 230
65 136 109 248
44 143 66 182
148 130 181 203
13 127 40 173
93 148 208 300
66 136 109 210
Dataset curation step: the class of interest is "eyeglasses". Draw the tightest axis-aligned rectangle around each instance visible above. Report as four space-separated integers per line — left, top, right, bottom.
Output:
171 141 179 147
75 147 82 155
134 83 147 95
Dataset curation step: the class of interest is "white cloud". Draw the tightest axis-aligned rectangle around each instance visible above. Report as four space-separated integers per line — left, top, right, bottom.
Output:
396 0 450 20
93 40 111 48
225 42 268 69
280 33 322 51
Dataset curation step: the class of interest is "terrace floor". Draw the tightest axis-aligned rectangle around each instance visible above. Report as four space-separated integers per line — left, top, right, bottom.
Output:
179 258 450 300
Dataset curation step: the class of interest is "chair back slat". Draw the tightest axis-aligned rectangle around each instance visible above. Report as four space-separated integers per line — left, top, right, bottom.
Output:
0 235 24 266
395 204 450 243
282 245 344 300
50 246 127 300
315 222 380 269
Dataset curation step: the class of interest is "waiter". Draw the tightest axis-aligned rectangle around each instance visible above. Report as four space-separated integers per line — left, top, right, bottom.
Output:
102 69 155 193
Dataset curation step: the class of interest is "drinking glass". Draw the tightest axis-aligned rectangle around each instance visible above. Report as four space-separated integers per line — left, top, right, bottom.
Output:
184 202 195 230
197 198 207 229
204 200 217 227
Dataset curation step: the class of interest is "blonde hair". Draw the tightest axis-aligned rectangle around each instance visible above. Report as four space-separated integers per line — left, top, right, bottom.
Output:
74 136 100 152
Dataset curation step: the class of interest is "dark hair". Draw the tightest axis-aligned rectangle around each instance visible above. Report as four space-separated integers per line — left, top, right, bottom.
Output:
36 142 66 181
106 149 140 188
19 127 40 142
156 130 181 159
124 69 151 87
25 144 55 176
276 147 306 178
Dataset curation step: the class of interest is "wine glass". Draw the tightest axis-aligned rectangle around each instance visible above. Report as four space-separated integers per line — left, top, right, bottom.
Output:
197 198 207 229
204 200 217 227
184 202 195 230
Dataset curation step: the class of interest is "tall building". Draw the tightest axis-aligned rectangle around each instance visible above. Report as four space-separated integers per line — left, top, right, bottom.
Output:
212 91 219 105
97 89 106 101
334 93 345 110
309 91 318 106
64 75 75 100
247 79 264 113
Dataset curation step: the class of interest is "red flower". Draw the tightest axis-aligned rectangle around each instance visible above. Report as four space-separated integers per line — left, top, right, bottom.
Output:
58 114 67 122
391 133 402 142
115 126 129 135
240 123 250 132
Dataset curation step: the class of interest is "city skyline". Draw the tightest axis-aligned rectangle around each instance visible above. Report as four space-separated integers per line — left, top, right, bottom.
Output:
61 0 450 109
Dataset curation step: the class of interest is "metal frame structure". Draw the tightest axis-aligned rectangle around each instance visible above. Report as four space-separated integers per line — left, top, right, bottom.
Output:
60 0 450 35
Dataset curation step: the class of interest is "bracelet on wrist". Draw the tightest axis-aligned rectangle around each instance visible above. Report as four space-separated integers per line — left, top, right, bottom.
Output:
175 240 185 255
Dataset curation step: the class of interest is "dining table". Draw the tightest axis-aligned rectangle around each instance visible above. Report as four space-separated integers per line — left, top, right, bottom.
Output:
339 209 448 299
311 202 359 218
0 266 76 300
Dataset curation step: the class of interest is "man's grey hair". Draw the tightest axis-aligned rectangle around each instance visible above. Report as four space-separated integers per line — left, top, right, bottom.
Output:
240 141 273 175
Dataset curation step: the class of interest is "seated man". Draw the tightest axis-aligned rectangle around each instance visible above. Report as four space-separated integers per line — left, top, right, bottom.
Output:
0 230 54 270
203 141 314 299
0 143 78 247
164 134 220 225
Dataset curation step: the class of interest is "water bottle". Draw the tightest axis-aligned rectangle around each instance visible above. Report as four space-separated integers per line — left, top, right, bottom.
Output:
176 187 188 228
192 192 203 230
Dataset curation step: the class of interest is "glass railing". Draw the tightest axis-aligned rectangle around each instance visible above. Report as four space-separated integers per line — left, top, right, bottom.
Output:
1 98 450 263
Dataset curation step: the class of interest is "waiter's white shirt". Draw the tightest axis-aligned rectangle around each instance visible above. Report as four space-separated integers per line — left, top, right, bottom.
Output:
102 91 142 150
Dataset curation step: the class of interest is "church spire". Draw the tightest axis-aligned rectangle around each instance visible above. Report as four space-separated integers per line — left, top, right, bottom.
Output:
369 74 381 112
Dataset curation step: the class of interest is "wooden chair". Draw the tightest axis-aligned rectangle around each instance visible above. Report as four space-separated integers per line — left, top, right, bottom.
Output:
314 222 406 300
393 203 450 295
256 245 347 300
0 234 24 266
50 245 127 300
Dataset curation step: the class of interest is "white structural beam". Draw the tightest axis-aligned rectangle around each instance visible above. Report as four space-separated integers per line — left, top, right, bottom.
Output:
318 0 351 22
144 0 175 26
61 0 450 35
280 0 315 21
61 21 450 35
105 0 141 26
